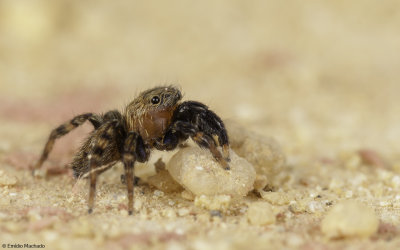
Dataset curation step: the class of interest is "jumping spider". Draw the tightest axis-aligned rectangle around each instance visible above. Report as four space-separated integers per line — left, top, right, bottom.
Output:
33 86 230 215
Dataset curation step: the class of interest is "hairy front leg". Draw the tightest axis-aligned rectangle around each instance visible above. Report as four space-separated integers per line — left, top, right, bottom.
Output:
172 101 231 162
192 132 230 170
161 120 231 170
162 101 231 170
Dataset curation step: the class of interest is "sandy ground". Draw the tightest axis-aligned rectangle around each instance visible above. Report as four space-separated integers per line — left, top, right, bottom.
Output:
1 1 400 249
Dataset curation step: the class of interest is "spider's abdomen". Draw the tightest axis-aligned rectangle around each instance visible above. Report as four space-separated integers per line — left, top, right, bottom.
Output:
71 129 122 178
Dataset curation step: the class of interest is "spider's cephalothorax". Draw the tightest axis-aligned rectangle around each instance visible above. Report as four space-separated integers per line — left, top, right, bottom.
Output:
33 86 230 215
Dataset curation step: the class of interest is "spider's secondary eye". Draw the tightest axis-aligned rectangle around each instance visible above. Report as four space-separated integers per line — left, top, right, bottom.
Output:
151 96 160 104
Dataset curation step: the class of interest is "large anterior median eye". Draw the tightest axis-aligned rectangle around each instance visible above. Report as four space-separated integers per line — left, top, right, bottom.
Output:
151 96 160 104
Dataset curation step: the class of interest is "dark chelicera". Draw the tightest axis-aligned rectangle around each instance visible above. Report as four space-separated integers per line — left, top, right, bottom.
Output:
33 86 230 215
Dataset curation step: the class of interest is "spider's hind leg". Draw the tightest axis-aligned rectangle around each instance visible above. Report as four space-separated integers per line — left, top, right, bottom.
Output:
33 113 101 176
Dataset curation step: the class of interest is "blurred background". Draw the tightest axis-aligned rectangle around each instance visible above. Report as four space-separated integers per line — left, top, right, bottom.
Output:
1 0 400 163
